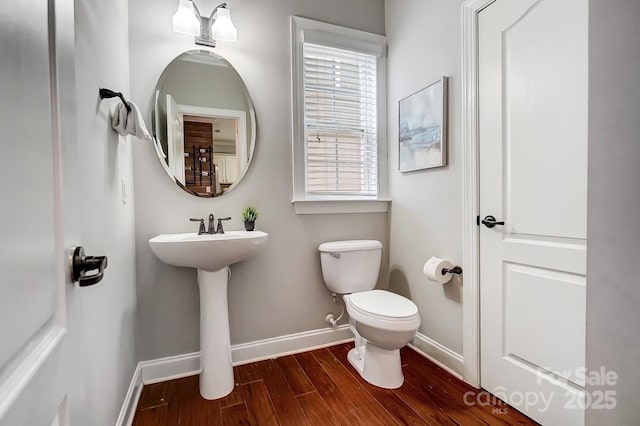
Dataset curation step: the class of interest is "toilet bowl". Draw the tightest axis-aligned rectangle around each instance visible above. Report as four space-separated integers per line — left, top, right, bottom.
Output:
319 240 420 389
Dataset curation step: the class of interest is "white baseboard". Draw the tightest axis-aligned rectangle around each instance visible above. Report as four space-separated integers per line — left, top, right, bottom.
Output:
230 324 352 365
408 332 465 380
139 324 353 385
140 352 202 385
115 363 143 426
116 324 353 425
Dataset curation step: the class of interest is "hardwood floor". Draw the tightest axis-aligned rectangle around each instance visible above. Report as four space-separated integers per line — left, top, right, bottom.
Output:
132 343 537 425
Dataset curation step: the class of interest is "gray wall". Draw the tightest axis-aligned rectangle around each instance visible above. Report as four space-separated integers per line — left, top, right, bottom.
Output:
385 0 464 360
64 1 137 424
586 0 640 424
160 60 251 111
129 0 387 361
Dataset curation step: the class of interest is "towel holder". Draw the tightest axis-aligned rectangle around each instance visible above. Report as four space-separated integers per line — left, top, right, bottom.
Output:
99 88 131 113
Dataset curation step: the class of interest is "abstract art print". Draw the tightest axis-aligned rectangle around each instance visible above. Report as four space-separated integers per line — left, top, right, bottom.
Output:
399 77 448 172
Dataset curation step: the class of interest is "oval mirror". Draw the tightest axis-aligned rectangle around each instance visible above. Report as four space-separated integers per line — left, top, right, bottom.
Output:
152 50 256 197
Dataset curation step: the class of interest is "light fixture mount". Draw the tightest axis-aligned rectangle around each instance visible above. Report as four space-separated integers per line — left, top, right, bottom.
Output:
186 1 237 47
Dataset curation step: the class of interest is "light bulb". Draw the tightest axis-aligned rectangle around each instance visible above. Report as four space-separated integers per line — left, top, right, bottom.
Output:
172 0 200 36
211 8 237 42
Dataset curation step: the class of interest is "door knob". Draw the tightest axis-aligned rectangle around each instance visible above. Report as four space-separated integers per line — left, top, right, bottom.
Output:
481 215 505 228
70 246 108 287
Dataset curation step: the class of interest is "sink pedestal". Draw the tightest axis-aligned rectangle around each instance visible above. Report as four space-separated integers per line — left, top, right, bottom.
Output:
148 231 269 400
197 267 234 399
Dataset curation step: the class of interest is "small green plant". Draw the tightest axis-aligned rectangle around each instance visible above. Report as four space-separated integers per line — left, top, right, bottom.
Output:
241 205 259 222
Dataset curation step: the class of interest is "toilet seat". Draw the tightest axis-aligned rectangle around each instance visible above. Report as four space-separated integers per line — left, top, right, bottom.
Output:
348 289 418 319
344 290 420 332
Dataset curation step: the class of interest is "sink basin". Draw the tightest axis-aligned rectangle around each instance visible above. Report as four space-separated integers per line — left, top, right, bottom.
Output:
148 230 268 400
149 231 268 272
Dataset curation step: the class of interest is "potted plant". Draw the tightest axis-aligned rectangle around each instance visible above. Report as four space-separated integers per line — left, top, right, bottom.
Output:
241 205 259 231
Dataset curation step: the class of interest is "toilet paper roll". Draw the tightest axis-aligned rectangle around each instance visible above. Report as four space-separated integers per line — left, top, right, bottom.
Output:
423 256 454 284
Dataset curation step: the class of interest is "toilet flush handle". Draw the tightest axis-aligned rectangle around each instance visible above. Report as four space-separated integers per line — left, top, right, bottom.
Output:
330 252 341 259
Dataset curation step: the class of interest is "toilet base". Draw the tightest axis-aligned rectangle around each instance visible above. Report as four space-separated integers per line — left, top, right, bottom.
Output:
347 344 404 389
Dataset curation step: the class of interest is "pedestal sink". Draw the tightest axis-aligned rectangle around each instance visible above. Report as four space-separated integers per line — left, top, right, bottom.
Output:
148 231 268 399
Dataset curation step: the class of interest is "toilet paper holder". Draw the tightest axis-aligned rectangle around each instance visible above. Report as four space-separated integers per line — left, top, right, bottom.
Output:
442 266 463 275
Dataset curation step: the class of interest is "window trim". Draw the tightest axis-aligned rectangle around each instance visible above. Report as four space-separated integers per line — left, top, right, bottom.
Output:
290 16 389 214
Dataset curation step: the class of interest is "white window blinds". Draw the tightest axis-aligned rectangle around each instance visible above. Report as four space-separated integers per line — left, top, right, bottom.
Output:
303 43 378 197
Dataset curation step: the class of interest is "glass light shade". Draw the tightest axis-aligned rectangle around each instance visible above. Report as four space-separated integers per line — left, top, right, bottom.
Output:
172 0 200 36
211 8 237 42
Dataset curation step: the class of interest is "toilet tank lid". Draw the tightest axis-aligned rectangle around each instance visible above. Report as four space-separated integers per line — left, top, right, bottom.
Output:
318 240 383 252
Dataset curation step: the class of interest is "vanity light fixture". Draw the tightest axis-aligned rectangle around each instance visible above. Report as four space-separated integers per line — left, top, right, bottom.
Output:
172 1 237 47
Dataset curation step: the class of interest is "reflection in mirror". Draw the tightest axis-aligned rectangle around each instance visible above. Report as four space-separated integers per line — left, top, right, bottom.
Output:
153 50 255 197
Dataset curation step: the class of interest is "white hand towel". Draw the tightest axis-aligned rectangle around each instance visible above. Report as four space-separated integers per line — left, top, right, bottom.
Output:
110 102 129 137
110 100 168 160
111 101 153 141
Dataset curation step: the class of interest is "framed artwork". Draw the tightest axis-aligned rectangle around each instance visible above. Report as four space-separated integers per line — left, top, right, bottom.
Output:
399 76 448 172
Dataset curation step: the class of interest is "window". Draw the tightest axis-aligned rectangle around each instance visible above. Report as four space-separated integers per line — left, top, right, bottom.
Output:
304 43 378 196
291 17 388 214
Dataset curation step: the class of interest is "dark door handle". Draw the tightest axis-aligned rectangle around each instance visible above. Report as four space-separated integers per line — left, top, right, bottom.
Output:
71 246 108 287
481 215 505 228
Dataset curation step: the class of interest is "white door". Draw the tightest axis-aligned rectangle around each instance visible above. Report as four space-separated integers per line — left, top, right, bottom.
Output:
479 0 588 424
0 0 73 424
166 94 185 184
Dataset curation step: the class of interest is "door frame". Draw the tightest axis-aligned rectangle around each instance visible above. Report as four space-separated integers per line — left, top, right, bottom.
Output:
179 105 249 166
460 0 496 389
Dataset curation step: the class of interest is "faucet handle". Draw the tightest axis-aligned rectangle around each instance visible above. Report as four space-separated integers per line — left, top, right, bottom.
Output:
216 217 232 234
189 218 206 235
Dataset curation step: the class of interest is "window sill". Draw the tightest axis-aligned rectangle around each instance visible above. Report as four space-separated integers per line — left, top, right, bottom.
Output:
292 199 391 215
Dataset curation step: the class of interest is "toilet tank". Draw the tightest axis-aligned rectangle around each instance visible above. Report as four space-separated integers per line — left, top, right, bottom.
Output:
319 240 383 294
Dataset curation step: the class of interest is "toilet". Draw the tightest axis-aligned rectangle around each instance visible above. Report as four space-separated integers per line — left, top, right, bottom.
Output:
319 240 420 389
